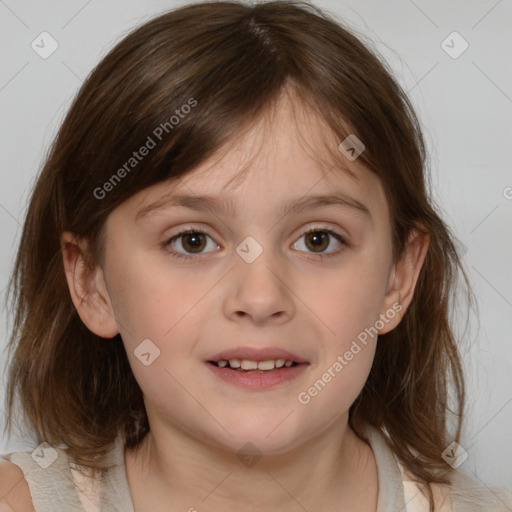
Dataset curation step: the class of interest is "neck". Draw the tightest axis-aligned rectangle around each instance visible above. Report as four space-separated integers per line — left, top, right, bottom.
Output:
125 415 378 511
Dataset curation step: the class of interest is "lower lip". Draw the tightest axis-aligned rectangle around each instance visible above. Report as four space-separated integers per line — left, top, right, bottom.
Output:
205 362 309 390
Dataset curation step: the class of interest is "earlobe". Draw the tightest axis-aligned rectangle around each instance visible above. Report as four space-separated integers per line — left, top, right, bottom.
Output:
60 231 119 338
378 228 430 335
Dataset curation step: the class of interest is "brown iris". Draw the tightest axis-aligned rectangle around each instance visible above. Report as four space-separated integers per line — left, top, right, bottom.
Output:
181 232 207 253
304 231 330 252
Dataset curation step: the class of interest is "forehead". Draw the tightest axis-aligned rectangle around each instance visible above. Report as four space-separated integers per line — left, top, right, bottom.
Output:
131 91 387 218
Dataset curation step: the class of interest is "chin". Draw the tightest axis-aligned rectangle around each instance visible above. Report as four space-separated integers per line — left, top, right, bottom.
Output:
199 419 310 456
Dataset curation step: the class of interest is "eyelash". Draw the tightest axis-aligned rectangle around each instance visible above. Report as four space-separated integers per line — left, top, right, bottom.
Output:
162 226 347 261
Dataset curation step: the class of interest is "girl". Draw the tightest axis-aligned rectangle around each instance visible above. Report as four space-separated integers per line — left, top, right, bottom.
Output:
1 1 511 511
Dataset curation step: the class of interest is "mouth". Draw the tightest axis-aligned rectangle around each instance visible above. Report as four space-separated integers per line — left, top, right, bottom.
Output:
207 346 308 371
205 347 309 389
207 359 302 372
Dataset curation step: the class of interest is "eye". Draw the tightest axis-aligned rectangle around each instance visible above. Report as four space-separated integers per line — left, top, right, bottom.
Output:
164 229 220 260
163 226 346 261
292 228 346 258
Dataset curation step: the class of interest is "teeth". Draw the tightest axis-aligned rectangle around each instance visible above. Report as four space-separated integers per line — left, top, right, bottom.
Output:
241 360 258 370
216 359 297 371
257 360 275 370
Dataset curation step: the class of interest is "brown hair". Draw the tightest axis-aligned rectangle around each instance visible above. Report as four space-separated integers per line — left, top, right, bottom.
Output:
3 1 470 508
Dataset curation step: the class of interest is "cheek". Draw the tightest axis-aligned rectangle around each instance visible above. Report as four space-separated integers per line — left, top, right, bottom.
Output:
105 249 198 340
294 249 389 410
296 326 376 419
307 254 390 343
105 251 212 382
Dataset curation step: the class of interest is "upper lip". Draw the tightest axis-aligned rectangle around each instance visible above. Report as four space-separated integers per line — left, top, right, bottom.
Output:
208 346 308 364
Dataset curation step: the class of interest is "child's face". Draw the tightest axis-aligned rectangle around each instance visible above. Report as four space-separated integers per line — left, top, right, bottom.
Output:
86 93 403 454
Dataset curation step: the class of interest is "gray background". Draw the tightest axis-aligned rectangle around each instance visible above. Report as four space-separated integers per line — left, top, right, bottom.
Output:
1 0 511 489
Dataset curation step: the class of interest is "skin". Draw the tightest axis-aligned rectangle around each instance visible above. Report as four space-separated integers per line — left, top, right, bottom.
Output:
61 88 429 512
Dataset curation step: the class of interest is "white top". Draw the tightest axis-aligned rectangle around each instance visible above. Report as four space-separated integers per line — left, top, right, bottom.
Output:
2 424 511 511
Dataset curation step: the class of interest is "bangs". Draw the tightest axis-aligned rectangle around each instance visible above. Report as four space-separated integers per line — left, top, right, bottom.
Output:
65 2 398 243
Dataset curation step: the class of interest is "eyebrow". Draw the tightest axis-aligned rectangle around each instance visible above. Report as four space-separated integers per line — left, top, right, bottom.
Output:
135 191 371 222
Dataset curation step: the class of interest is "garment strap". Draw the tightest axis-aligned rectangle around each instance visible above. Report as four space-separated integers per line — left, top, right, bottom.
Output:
361 425 407 511
67 435 135 512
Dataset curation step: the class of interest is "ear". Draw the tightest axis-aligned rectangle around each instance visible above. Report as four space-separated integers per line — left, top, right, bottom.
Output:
378 228 429 334
60 231 119 338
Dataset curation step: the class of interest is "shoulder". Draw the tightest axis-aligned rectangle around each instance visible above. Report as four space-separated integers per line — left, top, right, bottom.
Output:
446 469 512 511
397 459 512 512
363 425 512 512
405 470 512 512
0 443 86 512
0 458 35 512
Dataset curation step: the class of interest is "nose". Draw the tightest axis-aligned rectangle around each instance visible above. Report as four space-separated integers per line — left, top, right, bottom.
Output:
223 248 295 327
